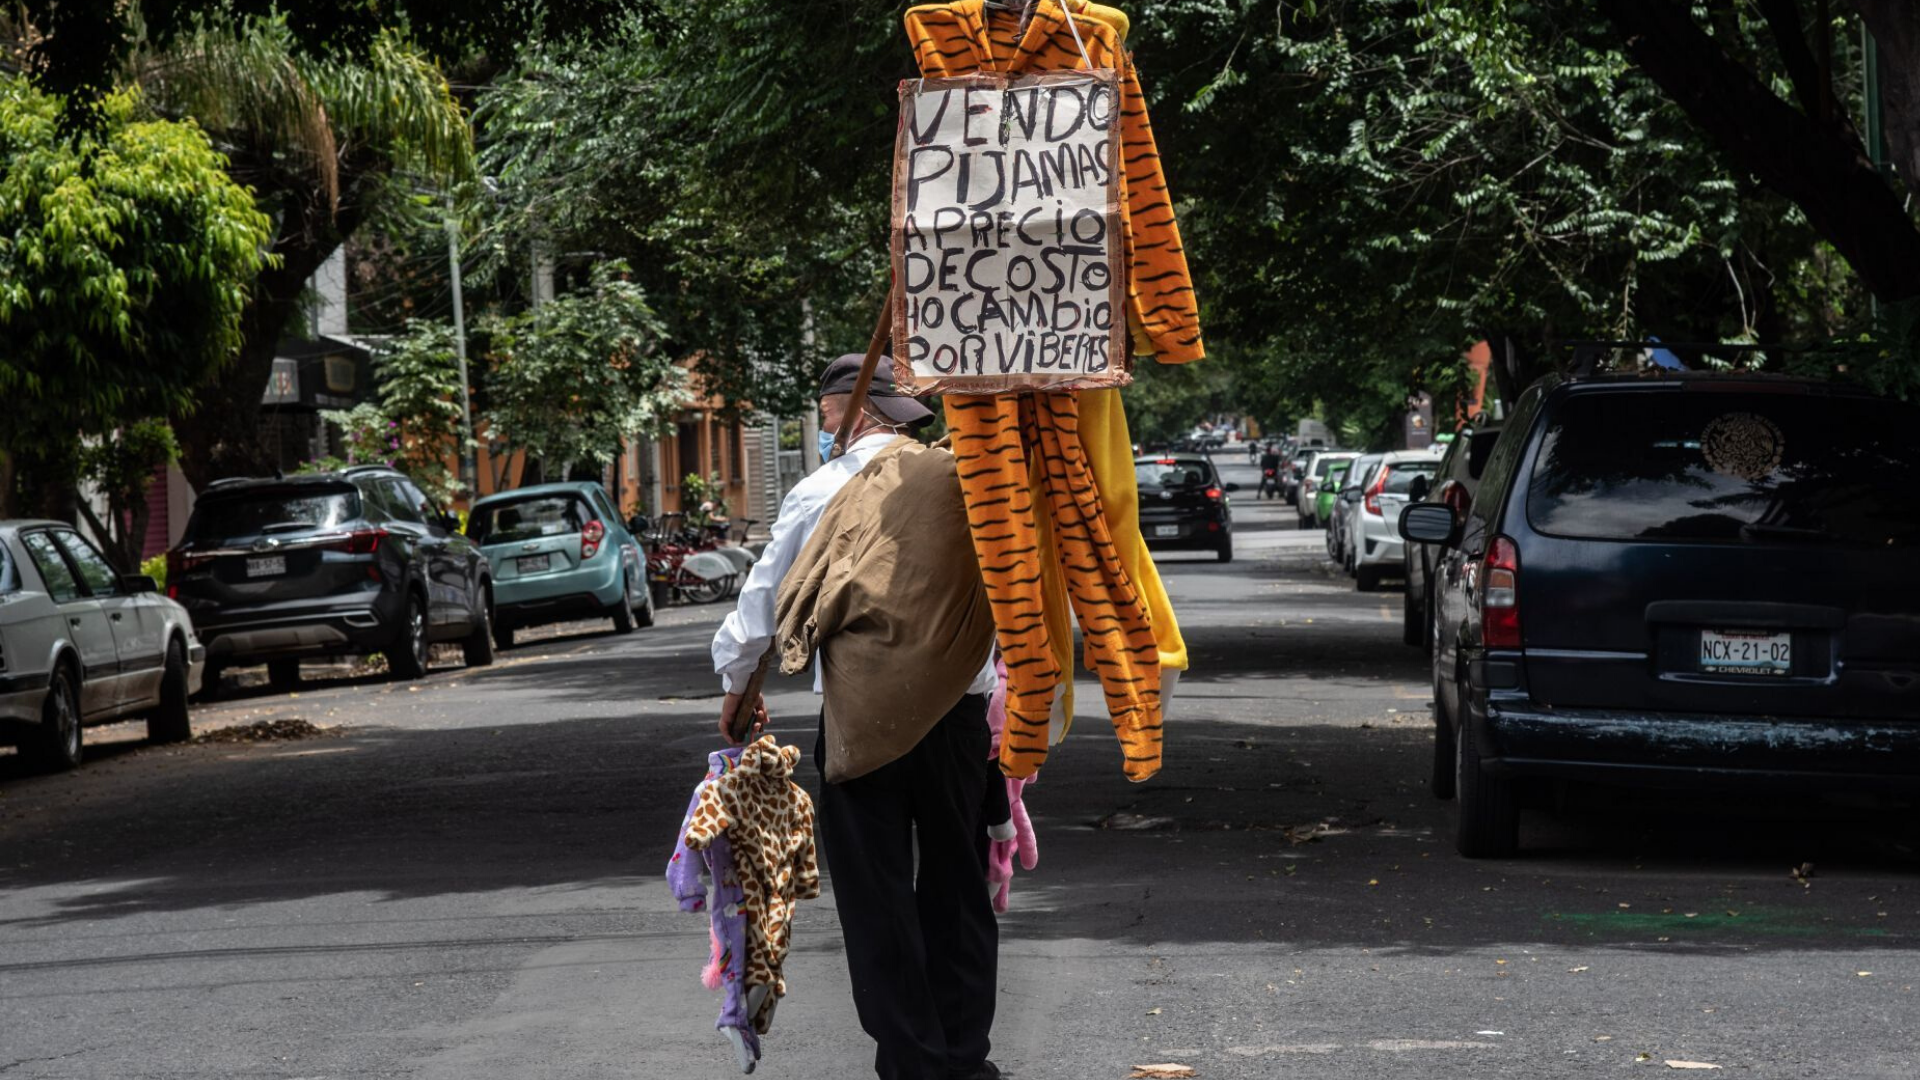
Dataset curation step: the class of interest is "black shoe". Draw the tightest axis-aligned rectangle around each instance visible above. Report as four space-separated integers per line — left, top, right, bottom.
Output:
951 1063 1004 1080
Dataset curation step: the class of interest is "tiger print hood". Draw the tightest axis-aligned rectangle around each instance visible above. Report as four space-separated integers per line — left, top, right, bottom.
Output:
737 735 800 781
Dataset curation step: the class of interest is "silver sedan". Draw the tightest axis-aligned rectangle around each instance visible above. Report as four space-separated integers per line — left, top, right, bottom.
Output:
0 522 205 771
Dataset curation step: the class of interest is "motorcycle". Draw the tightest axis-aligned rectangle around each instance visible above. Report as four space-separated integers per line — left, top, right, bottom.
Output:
1259 466 1281 500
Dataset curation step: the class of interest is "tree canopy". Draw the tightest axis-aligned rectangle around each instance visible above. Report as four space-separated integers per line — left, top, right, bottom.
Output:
0 73 271 513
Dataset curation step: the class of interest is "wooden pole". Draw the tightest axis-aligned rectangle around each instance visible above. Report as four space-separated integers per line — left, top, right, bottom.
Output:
730 284 895 740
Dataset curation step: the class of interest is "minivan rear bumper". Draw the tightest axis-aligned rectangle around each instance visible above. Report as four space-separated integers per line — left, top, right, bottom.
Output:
1481 698 1920 793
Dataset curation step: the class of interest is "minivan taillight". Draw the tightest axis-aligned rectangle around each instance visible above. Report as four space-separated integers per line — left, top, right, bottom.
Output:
1364 467 1390 516
320 529 387 555
581 520 605 560
1205 486 1223 501
1482 535 1521 649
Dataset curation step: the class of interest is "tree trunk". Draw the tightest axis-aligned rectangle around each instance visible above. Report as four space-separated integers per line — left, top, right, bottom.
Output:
172 173 372 491
1600 0 1920 303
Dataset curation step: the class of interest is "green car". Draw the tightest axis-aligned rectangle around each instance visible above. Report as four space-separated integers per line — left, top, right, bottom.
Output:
1314 460 1351 530
466 482 654 650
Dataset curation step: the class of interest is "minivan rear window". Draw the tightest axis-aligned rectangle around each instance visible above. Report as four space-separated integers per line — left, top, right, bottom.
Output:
469 495 594 544
1528 391 1920 546
188 488 360 543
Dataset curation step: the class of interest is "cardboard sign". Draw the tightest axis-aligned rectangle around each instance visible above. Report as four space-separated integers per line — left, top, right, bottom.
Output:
891 71 1129 395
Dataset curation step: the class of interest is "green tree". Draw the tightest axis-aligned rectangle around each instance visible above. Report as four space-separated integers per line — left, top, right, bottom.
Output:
72 420 181 572
1596 0 1920 303
480 261 687 485
316 320 468 505
0 73 271 516
133 15 475 487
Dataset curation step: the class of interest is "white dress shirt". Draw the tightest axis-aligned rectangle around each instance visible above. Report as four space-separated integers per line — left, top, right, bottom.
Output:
712 430 998 698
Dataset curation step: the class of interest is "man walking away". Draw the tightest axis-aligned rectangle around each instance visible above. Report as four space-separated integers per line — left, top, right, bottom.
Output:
711 354 1004 1080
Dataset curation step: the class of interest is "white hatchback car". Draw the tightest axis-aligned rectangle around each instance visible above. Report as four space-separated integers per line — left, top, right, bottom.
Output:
1346 448 1445 591
0 522 205 771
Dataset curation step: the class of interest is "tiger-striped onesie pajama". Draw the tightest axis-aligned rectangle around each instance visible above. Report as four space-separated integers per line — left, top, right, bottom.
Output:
906 0 1205 782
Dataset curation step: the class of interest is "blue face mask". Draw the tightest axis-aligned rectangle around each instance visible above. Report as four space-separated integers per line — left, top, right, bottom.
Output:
817 430 838 461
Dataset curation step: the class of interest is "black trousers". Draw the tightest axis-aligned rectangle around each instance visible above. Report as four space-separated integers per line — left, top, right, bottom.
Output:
815 694 999 1080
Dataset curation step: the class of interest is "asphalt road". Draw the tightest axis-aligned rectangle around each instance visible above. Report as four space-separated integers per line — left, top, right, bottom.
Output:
1 454 1915 1079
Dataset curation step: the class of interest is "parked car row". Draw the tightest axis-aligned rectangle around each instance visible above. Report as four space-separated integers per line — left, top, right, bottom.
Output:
1393 372 1920 858
1 466 662 775
1306 446 1445 592
170 468 657 693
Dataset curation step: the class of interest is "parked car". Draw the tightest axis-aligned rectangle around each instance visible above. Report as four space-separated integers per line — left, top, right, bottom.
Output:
466 482 654 649
1347 448 1443 591
1333 453 1385 572
0 522 204 770
1404 422 1504 650
1403 372 1920 857
167 466 494 692
1136 455 1237 562
1316 460 1353 554
1297 451 1358 528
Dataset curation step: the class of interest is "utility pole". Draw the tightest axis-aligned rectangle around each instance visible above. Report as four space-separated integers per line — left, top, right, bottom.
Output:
445 198 480 502
1863 24 1885 318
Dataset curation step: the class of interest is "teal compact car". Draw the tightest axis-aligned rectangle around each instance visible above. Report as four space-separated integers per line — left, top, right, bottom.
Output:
466 482 654 649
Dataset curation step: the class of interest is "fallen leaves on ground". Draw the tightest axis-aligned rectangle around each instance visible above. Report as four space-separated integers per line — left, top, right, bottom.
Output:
194 719 332 744
1130 1066 1197 1079
1664 1061 1722 1070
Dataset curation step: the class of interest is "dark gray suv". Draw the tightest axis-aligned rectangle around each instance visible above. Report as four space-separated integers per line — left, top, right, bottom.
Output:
167 467 494 692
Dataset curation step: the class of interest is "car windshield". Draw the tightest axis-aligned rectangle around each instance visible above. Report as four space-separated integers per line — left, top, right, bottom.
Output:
1322 464 1349 490
187 488 359 542
1135 459 1213 490
469 495 593 544
1528 390 1920 546
1382 461 1438 494
1311 455 1350 478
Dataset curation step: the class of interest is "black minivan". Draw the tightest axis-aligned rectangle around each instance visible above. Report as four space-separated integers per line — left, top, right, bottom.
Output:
1403 373 1920 856
168 466 495 692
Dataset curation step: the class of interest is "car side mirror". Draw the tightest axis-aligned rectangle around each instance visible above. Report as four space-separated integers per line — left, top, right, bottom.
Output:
627 514 650 536
120 574 158 594
1399 503 1460 547
1223 482 1241 492
1408 474 1431 502
439 511 463 533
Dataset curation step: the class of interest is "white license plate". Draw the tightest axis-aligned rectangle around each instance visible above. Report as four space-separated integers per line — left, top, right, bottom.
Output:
517 554 551 574
245 556 286 578
1154 525 1180 538
1699 629 1791 676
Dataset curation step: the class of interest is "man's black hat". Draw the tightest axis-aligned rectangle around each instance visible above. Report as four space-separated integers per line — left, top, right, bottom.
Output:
817 353 934 428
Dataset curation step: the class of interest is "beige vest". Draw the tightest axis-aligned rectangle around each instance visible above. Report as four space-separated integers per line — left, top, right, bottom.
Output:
774 437 995 782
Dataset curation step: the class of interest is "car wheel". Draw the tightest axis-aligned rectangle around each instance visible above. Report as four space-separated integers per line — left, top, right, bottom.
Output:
493 621 517 652
1356 565 1383 592
1403 570 1425 647
612 577 637 634
634 584 656 628
386 593 429 680
28 664 82 773
1429 635 1456 800
267 658 299 690
1215 539 1233 563
463 588 497 668
147 639 193 745
1454 702 1519 858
